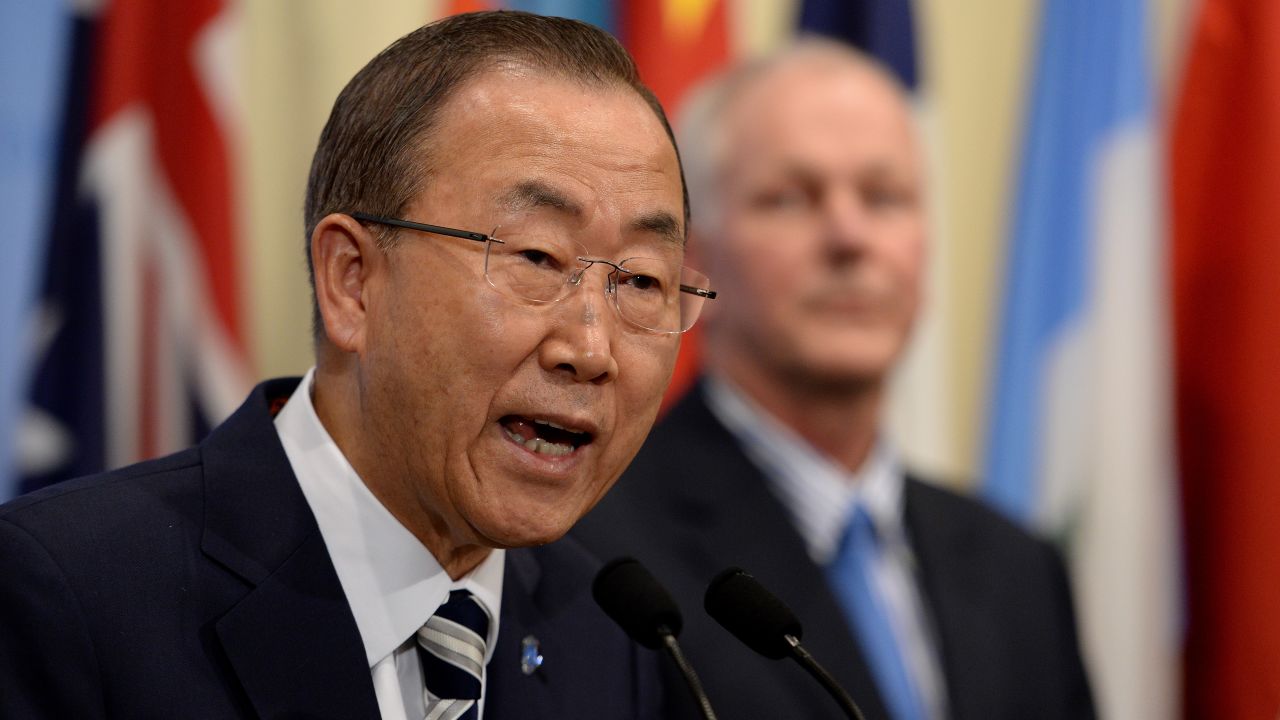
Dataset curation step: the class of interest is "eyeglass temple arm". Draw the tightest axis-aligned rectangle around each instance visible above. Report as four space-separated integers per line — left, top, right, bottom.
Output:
350 212 501 245
681 285 717 300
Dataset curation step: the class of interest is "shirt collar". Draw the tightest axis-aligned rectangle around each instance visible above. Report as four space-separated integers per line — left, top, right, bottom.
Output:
702 374 905 564
274 368 505 667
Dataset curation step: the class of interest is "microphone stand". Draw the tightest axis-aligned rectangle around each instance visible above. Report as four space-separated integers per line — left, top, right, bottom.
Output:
659 625 718 720
785 634 866 720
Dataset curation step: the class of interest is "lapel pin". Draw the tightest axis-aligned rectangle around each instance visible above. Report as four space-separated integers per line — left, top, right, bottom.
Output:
520 635 544 676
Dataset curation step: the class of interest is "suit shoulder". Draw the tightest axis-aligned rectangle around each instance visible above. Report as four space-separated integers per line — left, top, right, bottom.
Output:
908 477 1034 534
905 477 1061 561
0 448 205 554
2 448 201 514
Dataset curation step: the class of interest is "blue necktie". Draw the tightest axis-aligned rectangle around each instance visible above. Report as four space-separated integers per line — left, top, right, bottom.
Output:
826 505 927 720
418 590 490 720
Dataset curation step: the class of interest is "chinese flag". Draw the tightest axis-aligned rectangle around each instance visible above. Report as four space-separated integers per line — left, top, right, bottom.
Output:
1172 0 1280 715
619 0 731 408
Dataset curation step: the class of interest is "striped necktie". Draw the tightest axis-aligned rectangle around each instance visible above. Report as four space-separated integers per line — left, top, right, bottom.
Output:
418 590 491 720
826 505 927 720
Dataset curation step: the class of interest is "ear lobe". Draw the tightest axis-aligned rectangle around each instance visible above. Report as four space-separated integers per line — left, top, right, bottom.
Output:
312 213 379 354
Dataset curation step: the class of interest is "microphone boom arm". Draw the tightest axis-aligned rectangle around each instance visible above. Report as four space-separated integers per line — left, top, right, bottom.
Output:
784 634 866 720
659 625 719 720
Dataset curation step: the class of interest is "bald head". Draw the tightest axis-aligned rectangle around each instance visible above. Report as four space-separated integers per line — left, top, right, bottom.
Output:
681 39 927 399
680 39 919 233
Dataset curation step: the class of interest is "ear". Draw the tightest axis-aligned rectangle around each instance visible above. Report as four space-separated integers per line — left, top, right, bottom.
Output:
311 213 382 355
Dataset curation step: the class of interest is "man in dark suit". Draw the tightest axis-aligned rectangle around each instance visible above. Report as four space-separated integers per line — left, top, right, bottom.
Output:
0 11 712 718
575 40 1096 720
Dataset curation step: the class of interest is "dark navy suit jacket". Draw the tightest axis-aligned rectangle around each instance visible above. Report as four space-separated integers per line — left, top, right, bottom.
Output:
0 378 661 719
574 380 1095 720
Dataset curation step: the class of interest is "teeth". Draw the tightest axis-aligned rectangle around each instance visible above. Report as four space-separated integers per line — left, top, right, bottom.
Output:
526 437 574 456
534 419 580 434
503 427 575 457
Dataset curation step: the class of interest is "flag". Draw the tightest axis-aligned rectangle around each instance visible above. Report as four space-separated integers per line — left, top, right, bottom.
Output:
0 3 72 500
616 0 732 408
17 1 252 496
982 2 1179 718
798 0 916 89
1172 0 1280 715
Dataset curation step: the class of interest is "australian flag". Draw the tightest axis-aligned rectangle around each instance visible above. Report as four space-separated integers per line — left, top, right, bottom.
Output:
17 1 251 497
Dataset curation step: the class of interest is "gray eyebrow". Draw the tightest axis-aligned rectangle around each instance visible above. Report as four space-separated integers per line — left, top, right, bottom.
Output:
497 180 583 217
497 179 684 247
630 211 684 248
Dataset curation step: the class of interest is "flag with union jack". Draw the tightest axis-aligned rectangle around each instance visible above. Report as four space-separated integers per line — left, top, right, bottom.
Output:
18 1 251 495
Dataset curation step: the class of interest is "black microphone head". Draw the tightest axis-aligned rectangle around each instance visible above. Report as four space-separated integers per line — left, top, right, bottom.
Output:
592 557 684 649
704 567 803 660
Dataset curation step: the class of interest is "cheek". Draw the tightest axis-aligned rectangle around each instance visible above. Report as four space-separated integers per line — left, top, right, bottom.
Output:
461 289 544 364
620 334 678 402
381 286 528 429
878 222 926 299
614 335 678 436
718 229 810 311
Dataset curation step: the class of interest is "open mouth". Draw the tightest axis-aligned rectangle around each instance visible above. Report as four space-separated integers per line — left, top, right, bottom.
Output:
500 416 593 458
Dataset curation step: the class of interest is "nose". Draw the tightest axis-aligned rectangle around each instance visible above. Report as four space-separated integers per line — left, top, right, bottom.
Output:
820 187 871 258
537 265 620 384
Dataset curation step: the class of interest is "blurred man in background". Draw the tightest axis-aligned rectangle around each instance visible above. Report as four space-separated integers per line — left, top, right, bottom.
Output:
576 39 1095 720
0 11 713 718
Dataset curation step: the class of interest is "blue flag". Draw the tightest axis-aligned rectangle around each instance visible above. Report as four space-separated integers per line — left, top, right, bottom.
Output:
799 0 917 89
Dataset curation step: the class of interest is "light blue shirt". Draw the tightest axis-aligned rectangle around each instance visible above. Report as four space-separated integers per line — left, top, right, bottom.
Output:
703 375 948 720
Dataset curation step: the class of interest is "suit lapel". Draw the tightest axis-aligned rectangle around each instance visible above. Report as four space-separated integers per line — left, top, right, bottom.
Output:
214 532 379 719
905 479 1006 720
200 379 380 720
486 550 550 720
487 542 664 720
667 387 892 719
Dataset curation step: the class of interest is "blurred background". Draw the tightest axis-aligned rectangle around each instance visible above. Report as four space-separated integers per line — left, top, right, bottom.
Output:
2 0 1276 716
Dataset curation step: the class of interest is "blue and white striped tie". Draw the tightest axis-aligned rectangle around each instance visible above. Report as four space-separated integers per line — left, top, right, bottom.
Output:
418 590 491 720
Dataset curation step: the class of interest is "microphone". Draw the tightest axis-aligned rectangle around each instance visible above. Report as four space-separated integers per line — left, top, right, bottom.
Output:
705 567 867 720
593 557 719 720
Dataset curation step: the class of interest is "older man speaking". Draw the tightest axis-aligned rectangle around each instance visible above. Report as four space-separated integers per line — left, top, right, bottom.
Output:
0 11 712 719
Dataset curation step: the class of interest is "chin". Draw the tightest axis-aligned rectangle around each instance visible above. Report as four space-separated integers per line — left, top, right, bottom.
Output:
474 504 581 549
781 355 897 395
803 336 904 380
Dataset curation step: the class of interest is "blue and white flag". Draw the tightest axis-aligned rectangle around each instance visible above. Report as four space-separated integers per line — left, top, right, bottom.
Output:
983 2 1179 717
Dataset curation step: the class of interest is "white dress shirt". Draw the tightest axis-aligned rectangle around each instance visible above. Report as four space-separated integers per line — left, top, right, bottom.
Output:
704 375 948 720
274 369 505 720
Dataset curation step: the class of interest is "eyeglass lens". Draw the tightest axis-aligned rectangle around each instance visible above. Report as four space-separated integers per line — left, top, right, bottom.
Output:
482 231 710 334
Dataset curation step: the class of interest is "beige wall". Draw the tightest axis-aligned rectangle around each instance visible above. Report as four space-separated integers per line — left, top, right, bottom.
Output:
239 0 443 380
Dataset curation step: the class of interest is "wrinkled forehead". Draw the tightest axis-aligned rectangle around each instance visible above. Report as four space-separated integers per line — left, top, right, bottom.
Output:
420 70 686 254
